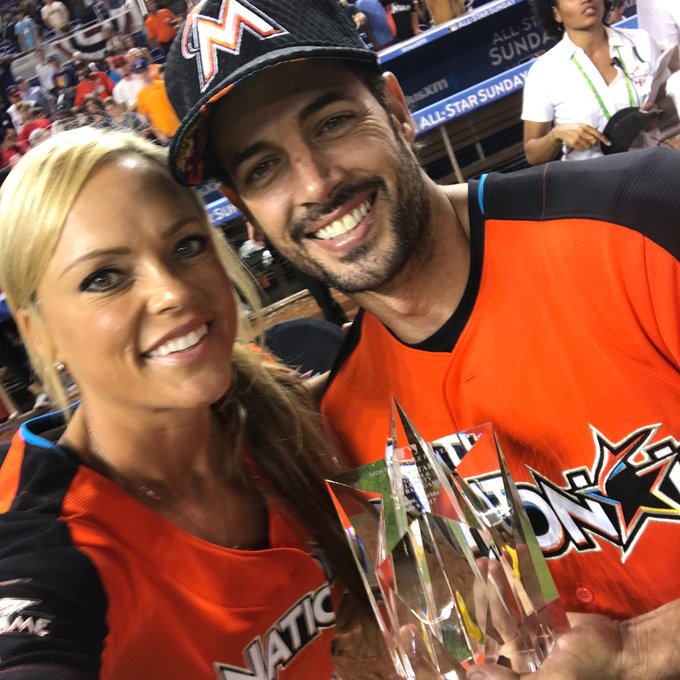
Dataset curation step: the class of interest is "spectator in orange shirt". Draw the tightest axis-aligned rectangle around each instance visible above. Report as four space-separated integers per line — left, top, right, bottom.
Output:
144 0 179 54
134 60 179 144
73 61 115 108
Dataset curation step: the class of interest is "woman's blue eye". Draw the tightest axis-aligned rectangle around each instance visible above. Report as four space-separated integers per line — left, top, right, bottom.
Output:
79 267 125 293
175 235 209 259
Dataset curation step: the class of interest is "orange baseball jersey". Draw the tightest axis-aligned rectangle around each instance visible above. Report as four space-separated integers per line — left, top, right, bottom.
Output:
144 8 178 44
136 80 181 137
0 411 338 679
322 147 680 621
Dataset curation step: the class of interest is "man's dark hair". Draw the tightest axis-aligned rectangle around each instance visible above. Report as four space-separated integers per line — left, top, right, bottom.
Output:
347 61 387 110
530 0 613 40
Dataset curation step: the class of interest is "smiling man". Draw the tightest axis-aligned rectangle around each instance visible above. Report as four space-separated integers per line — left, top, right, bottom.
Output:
164 0 680 677
209 59 436 297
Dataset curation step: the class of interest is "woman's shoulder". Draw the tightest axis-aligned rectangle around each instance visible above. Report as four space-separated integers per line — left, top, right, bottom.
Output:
527 37 571 75
609 26 657 53
610 26 661 69
0 494 107 672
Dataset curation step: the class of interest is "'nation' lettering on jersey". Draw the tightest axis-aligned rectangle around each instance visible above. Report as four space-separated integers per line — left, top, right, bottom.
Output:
435 424 680 562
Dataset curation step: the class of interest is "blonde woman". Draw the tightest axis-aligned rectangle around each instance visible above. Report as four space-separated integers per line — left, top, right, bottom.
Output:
0 128 366 678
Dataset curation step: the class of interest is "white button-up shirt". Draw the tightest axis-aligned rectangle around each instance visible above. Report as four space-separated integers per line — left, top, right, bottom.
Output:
522 27 661 161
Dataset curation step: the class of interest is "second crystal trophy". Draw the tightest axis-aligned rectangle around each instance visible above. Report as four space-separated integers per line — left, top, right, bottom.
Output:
326 402 569 679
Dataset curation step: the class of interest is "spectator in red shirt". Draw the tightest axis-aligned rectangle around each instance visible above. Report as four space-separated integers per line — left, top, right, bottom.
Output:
18 105 51 145
144 0 178 54
0 128 26 169
73 61 114 108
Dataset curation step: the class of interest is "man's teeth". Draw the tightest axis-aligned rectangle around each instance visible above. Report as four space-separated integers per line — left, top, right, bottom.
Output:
314 198 372 240
147 324 208 358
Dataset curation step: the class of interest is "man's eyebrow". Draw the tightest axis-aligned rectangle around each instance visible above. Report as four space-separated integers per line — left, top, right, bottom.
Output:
60 217 201 278
298 91 347 124
230 141 271 174
229 91 349 173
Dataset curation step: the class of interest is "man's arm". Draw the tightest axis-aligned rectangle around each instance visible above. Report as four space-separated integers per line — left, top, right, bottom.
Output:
160 8 179 27
31 18 39 48
73 83 85 107
466 600 680 679
93 72 115 97
144 15 160 49
15 24 26 53
410 1 420 34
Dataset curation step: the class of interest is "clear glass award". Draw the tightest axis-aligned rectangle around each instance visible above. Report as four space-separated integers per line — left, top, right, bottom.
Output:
326 402 570 679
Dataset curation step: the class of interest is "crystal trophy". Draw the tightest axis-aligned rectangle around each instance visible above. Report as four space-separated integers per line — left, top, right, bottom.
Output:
326 402 569 679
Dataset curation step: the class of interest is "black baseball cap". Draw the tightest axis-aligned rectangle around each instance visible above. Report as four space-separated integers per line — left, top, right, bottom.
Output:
601 107 659 155
165 0 378 186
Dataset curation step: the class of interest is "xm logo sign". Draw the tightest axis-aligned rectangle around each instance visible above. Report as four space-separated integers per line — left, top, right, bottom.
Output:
214 583 335 679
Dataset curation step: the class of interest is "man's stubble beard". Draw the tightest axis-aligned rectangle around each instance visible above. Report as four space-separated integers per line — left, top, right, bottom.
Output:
283 137 433 295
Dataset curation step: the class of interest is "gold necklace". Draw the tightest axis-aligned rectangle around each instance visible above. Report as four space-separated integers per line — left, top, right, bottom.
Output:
136 482 237 548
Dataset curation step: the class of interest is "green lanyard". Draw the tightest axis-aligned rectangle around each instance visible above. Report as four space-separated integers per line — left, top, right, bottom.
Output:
570 47 636 120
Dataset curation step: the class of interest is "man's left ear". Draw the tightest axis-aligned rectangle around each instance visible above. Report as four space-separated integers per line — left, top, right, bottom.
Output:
382 71 416 144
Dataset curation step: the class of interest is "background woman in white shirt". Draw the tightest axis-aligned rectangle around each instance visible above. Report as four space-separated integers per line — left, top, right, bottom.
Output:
521 0 660 163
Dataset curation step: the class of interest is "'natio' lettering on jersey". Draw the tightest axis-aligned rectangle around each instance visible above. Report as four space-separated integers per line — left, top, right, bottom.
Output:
214 582 335 679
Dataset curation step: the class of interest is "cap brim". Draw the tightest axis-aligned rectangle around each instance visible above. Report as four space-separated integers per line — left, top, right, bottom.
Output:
169 46 378 186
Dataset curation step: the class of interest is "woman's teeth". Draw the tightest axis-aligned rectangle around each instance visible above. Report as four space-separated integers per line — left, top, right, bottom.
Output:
313 197 372 240
147 324 208 358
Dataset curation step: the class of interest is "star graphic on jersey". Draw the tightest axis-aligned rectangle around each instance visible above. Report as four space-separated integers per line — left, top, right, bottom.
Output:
181 0 288 90
592 425 677 547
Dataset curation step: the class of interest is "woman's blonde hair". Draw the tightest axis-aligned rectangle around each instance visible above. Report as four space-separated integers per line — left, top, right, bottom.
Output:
0 126 260 412
0 127 363 598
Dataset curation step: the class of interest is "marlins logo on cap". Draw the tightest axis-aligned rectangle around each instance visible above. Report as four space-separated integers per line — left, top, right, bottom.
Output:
180 0 288 91
165 0 379 186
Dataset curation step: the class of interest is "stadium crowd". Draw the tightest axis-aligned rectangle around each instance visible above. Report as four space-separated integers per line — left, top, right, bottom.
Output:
0 0 471 173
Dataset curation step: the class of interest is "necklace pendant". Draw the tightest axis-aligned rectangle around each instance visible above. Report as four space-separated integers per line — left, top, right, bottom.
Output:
139 485 162 503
